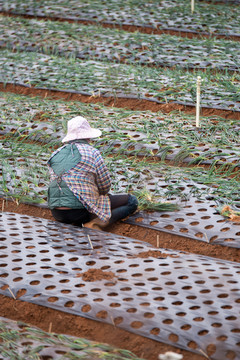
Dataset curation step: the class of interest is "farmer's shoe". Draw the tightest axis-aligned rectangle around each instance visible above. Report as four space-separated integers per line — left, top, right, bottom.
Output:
83 218 109 230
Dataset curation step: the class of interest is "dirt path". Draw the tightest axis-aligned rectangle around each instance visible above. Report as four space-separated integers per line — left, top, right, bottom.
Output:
1 83 240 120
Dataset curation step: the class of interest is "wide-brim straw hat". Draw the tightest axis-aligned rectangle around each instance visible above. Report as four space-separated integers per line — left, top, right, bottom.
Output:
62 116 102 143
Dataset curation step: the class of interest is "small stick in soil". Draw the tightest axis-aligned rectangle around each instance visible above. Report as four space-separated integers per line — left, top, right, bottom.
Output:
203 232 209 243
198 348 211 359
1 200 4 212
157 235 160 248
196 76 201 128
110 315 116 327
48 322 52 333
8 287 16 300
87 234 93 250
191 0 195 13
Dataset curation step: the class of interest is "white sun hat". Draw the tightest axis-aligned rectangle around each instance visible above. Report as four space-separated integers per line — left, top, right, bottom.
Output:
62 116 102 143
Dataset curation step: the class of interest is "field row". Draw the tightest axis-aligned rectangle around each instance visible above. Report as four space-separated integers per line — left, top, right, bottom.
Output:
1 0 240 37
0 15 239 71
1 90 239 166
1 48 240 112
1 92 239 210
0 316 140 360
1 210 240 360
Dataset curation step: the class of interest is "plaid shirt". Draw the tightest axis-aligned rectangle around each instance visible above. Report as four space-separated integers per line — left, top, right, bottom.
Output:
48 142 111 221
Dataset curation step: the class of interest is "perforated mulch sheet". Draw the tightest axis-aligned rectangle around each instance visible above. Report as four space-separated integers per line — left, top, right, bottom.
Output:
1 122 239 167
125 195 240 248
0 212 240 359
98 128 240 167
0 0 239 37
1 17 240 72
1 53 240 113
0 316 141 360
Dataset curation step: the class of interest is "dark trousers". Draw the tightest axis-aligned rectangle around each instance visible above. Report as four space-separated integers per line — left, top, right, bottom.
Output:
51 194 138 227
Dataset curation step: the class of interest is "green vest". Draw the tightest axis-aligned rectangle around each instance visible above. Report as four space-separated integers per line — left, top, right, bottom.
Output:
48 141 86 210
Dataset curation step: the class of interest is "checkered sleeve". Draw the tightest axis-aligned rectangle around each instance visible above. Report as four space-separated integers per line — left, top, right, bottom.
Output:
94 149 111 195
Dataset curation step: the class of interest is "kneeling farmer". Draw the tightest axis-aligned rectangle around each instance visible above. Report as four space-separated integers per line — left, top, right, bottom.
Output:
47 116 138 230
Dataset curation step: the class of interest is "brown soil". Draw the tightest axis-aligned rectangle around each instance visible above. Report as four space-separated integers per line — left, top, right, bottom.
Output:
76 268 116 282
136 250 179 258
1 83 240 120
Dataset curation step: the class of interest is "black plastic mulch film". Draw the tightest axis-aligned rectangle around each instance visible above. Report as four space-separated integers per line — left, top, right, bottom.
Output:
1 135 240 246
98 128 240 167
0 4 239 38
1 148 240 247
0 212 240 359
0 39 239 72
1 124 239 167
125 195 240 249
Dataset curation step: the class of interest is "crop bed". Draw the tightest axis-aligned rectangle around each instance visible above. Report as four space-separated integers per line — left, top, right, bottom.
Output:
1 49 240 112
1 16 240 71
1 211 240 360
1 0 240 37
0 316 142 360
0 1 240 360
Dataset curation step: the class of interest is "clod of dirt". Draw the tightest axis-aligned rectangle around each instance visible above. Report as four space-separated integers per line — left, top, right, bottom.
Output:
137 250 179 258
76 268 115 282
